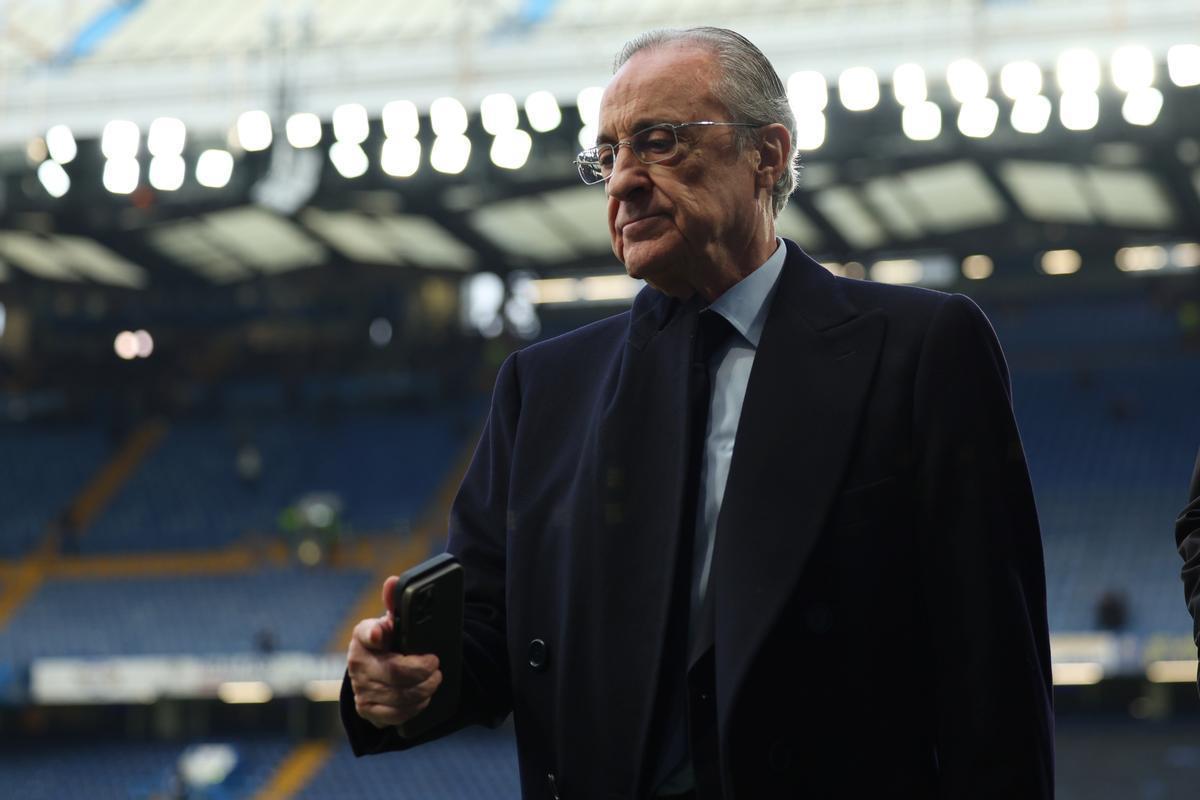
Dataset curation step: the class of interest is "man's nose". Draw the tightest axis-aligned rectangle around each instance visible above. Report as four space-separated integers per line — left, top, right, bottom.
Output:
605 146 649 201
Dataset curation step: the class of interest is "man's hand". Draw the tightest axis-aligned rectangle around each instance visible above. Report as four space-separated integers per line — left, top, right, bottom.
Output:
346 575 443 729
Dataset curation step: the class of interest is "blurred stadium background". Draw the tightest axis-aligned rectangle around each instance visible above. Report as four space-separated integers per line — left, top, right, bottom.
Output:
0 0 1199 797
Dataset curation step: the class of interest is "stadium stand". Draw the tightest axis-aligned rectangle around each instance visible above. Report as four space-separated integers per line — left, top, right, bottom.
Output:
298 724 520 800
0 737 290 800
0 567 369 661
980 293 1200 637
1015 357 1200 637
0 422 109 558
80 411 462 553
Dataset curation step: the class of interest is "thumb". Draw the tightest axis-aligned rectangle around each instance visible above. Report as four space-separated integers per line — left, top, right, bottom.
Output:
382 575 400 617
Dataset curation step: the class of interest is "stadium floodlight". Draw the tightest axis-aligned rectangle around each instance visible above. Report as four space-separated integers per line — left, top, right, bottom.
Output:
465 271 506 337
45 124 77 164
871 259 923 284
147 117 186 157
333 103 369 144
1172 243 1200 269
101 120 140 159
794 109 825 151
383 100 419 139
217 681 273 704
481 93 519 135
576 86 604 126
381 136 421 177
102 157 140 194
892 64 927 106
1116 245 1168 272
236 110 273 152
1057 48 1101 93
430 97 469 136
1040 249 1082 275
1000 61 1043 99
1167 44 1200 87
947 59 989 103
25 136 47 165
430 134 471 174
286 113 323 148
330 141 369 178
838 67 879 111
901 101 942 141
788 70 829 112
114 331 139 360
962 254 994 280
148 155 185 191
1011 94 1052 134
369 318 393 347
37 159 70 198
1059 91 1100 131
195 149 234 188
577 124 596 150
957 97 1000 138
1111 45 1155 92
1122 87 1164 126
490 129 533 169
134 329 154 358
524 91 562 132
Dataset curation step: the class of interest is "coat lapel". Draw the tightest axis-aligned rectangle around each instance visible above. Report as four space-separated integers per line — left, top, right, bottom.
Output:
709 243 887 737
598 288 700 790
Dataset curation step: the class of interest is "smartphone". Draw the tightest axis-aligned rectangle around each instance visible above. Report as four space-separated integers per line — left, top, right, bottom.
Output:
390 552 463 738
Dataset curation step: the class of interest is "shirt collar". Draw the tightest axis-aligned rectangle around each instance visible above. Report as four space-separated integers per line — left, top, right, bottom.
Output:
707 237 786 349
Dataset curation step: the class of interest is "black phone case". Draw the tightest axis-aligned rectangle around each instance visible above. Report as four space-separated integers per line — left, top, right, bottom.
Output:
390 552 464 739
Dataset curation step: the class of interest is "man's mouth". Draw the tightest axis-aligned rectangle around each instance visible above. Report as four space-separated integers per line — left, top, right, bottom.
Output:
621 214 663 236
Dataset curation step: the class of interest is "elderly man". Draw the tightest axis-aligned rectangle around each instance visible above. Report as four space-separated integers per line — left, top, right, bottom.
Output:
343 27 1054 799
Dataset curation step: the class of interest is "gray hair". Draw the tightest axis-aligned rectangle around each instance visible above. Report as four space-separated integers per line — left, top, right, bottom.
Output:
613 27 799 217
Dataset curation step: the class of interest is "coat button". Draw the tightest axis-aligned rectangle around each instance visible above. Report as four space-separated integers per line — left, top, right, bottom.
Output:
528 638 549 671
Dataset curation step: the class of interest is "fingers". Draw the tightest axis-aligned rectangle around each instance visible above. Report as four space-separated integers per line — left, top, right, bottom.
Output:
381 575 399 616
388 653 439 684
351 615 392 652
352 668 444 729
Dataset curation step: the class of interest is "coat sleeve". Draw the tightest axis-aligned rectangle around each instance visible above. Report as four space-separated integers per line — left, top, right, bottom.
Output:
341 351 520 756
910 293 1055 798
1175 448 1200 686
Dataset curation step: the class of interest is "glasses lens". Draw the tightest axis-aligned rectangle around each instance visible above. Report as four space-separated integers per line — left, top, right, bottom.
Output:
576 148 606 184
632 125 678 164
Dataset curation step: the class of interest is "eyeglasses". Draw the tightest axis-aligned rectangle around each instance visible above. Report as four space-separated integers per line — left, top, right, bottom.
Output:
574 121 760 185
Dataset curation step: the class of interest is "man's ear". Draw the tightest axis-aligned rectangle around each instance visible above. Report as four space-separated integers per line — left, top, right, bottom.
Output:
754 123 791 192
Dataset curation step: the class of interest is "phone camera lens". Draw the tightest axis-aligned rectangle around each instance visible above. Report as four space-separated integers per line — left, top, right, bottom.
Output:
414 586 436 624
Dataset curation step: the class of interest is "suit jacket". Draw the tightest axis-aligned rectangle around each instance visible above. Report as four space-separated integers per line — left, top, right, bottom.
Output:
1176 448 1200 679
342 240 1055 799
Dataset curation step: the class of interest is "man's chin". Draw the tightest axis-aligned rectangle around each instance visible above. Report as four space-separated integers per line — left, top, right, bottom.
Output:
624 257 689 298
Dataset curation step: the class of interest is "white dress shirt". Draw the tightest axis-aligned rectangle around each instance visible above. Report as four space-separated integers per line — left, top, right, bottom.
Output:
689 237 787 638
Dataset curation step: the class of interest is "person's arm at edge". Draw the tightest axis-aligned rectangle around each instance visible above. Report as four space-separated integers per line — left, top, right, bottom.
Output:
911 293 1055 799
341 351 521 755
1175 447 1200 693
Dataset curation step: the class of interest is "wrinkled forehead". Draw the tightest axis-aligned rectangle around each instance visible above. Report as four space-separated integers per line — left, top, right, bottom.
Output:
598 43 724 140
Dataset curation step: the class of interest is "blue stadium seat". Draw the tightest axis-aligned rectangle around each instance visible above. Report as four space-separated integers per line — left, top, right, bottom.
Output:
300 724 520 800
0 423 108 557
0 737 290 800
82 413 462 553
0 567 370 662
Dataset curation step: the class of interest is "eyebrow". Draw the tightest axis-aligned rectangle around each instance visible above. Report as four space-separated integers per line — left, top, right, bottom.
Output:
595 119 672 145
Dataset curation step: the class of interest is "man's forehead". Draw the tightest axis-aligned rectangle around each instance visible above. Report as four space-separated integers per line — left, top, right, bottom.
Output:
598 43 721 136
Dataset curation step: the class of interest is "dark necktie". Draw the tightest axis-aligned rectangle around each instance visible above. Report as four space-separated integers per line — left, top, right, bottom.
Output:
651 307 736 795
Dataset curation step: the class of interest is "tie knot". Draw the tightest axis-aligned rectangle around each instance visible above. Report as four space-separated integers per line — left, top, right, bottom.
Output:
696 309 736 364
